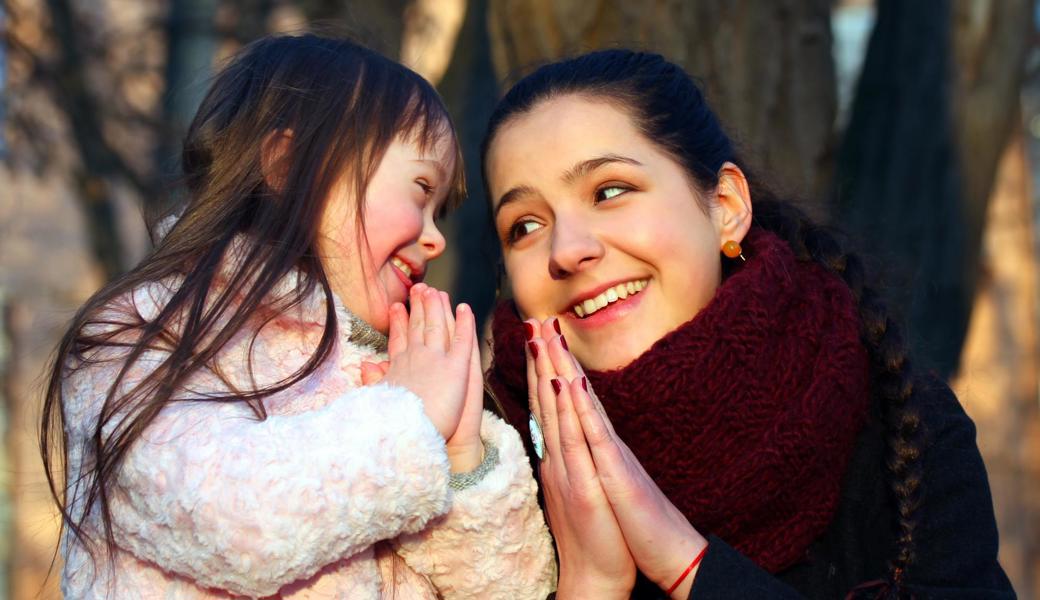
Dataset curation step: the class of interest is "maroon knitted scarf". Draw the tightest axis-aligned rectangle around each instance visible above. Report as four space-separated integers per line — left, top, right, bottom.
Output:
488 229 871 573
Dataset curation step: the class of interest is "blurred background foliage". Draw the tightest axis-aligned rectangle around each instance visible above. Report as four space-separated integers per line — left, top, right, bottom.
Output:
0 0 1038 597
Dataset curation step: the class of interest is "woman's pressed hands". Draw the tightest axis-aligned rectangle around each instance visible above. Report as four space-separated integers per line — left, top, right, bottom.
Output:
535 317 709 599
526 318 636 598
363 283 485 473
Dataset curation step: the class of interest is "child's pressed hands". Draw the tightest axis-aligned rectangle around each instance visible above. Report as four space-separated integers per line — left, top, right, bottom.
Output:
367 283 484 473
526 318 636 599
436 288 486 474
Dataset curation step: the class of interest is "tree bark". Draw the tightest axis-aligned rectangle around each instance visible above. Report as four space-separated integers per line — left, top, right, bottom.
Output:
431 0 501 328
487 0 837 215
44 0 131 279
835 0 1030 376
949 0 1032 364
951 130 1040 600
401 0 466 86
157 0 220 214
295 0 408 58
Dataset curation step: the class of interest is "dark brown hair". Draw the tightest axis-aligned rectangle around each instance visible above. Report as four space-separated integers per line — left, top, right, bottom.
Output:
41 33 464 562
481 49 923 596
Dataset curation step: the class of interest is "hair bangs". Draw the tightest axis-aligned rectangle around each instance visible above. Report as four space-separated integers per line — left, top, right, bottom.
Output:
395 79 467 214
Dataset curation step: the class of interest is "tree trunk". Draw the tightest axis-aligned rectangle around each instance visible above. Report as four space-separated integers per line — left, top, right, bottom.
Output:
43 0 131 279
835 0 1029 376
487 0 837 216
401 0 466 86
430 0 501 328
223 0 276 43
296 0 408 59
949 0 1032 365
951 130 1039 600
157 0 220 215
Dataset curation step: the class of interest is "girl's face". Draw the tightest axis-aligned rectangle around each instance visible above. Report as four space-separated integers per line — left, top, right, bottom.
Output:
486 95 751 370
319 130 455 333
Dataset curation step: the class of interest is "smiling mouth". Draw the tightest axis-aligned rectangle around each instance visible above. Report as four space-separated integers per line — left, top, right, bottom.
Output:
572 279 649 318
391 256 418 282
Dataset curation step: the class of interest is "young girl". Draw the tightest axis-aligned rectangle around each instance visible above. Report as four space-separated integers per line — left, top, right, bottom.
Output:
41 34 555 599
483 50 1014 598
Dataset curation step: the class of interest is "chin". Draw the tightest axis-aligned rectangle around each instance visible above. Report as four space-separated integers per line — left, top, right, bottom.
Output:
577 333 654 371
578 348 640 372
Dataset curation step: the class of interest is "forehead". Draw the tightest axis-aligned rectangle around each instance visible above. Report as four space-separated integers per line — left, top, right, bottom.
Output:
486 95 651 194
395 122 457 169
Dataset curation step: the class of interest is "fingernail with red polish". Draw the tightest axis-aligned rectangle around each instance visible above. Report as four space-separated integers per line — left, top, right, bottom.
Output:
551 378 562 394
581 377 588 391
523 322 535 340
553 318 562 335
560 334 569 351
527 341 539 359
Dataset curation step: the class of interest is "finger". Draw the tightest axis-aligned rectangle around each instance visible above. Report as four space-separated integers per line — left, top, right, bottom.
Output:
529 335 557 381
571 377 631 490
537 373 563 472
557 377 598 482
459 305 485 429
439 290 455 338
575 375 617 436
450 303 476 365
407 283 427 346
539 315 561 341
422 288 448 351
360 361 385 385
524 319 541 417
546 333 583 381
387 303 409 357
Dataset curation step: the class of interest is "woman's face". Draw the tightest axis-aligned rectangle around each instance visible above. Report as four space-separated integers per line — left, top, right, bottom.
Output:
318 130 455 333
486 95 751 370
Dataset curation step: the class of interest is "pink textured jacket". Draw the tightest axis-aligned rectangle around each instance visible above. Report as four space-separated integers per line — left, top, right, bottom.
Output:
59 267 556 599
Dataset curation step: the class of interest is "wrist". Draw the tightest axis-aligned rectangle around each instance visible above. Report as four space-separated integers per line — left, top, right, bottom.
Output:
661 537 709 599
556 574 632 600
447 439 484 474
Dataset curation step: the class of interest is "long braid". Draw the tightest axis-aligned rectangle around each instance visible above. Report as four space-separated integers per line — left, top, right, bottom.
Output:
751 193 924 595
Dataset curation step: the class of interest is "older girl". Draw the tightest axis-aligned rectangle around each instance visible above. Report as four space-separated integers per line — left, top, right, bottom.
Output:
484 49 1013 599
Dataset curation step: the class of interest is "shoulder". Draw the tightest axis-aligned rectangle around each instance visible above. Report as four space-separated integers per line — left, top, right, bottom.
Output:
910 375 982 469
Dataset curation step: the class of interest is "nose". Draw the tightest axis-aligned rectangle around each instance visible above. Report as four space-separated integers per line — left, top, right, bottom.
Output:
548 213 604 279
420 215 446 260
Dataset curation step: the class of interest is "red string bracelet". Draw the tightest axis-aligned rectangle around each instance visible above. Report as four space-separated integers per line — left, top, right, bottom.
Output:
665 543 710 596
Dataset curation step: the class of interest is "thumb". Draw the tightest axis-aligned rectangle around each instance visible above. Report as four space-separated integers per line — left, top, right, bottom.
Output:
360 360 389 385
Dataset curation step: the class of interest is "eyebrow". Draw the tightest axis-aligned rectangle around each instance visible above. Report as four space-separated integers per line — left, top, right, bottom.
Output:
562 154 643 185
493 154 643 219
493 185 537 220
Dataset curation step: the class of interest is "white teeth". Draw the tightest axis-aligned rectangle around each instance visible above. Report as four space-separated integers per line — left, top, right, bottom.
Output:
571 279 649 318
391 257 412 278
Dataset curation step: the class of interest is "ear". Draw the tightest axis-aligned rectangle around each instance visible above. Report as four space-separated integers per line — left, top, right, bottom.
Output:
713 161 752 245
261 129 294 192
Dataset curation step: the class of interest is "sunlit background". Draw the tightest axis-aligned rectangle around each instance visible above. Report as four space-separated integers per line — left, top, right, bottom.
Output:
1 0 1038 598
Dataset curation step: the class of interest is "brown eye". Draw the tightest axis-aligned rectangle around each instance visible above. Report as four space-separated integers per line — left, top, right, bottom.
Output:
508 220 543 243
595 185 629 202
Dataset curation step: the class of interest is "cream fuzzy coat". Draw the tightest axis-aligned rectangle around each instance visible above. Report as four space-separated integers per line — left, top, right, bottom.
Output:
59 267 556 599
